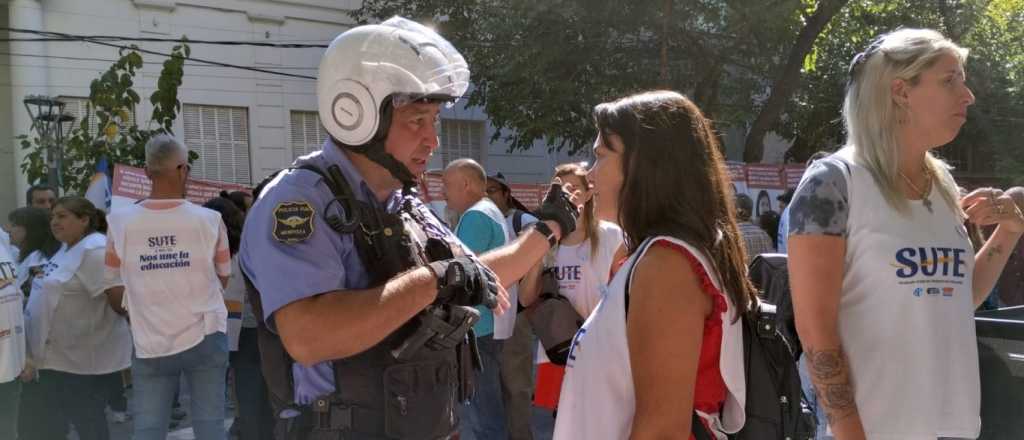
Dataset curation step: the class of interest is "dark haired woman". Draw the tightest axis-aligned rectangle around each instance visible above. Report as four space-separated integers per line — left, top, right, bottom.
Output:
7 207 60 296
553 91 753 439
21 197 131 440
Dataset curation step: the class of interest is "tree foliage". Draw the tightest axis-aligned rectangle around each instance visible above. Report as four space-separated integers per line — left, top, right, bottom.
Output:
354 0 1024 177
18 42 192 194
353 0 809 156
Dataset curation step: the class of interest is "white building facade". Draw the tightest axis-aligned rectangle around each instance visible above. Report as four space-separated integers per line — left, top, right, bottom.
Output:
0 0 586 215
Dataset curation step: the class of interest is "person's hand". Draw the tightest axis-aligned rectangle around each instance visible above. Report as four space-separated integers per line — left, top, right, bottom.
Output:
962 187 1024 234
429 256 509 313
534 180 580 239
19 362 36 382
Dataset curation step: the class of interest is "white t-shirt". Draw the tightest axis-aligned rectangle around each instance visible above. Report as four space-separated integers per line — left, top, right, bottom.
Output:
831 148 980 439
553 236 746 439
28 238 131 375
16 250 49 297
106 199 231 358
224 256 246 351
0 232 25 383
537 221 623 363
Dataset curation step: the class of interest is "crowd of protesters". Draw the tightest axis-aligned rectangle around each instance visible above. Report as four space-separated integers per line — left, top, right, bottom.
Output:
1 22 1023 440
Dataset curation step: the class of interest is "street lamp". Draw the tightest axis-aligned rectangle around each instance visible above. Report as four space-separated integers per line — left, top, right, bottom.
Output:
23 95 76 191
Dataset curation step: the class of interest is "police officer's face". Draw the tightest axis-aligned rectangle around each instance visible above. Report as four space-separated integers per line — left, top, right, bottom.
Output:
385 102 442 178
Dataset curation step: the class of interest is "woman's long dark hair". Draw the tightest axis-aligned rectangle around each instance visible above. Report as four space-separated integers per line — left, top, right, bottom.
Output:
593 90 757 316
7 207 60 263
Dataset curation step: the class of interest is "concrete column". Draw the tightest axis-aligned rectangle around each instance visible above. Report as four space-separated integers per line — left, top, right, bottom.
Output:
8 0 48 205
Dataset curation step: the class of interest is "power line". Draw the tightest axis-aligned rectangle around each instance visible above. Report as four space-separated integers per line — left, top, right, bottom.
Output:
1 28 329 48
2 28 316 80
0 51 317 71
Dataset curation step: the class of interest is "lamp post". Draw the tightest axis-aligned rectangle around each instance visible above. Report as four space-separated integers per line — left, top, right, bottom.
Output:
23 95 75 191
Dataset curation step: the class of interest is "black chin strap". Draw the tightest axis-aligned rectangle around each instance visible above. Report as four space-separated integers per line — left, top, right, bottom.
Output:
347 139 418 199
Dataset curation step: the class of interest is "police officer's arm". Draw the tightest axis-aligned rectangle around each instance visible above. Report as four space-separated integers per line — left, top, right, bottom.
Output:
963 187 1024 307
274 267 442 365
479 221 561 289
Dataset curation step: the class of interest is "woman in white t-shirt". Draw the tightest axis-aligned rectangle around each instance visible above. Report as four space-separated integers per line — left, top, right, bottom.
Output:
6 207 61 297
552 91 755 440
788 29 1024 440
519 162 624 411
21 197 131 440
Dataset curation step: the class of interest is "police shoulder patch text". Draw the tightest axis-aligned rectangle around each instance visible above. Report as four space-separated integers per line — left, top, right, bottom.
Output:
273 201 315 243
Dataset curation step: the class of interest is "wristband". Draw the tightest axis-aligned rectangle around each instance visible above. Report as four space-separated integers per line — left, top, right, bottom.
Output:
532 221 558 248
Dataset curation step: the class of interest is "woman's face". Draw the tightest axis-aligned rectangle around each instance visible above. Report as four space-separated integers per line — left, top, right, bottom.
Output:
587 133 625 221
555 172 592 225
8 224 26 248
50 205 89 245
899 52 975 147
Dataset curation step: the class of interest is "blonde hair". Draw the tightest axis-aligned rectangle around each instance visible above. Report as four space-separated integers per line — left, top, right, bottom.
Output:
843 28 967 217
554 163 599 259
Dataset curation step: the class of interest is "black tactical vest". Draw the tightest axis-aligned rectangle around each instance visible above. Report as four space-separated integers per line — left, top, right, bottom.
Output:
245 164 479 440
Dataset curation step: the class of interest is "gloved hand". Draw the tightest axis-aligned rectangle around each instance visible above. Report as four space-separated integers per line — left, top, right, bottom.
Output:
428 256 500 309
534 183 579 240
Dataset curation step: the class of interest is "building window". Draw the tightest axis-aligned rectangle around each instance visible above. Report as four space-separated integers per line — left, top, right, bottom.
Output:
290 111 327 160
183 104 251 185
440 119 484 164
57 96 136 137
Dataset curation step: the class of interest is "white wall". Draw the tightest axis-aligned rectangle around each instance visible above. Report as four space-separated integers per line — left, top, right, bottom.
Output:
0 0 603 220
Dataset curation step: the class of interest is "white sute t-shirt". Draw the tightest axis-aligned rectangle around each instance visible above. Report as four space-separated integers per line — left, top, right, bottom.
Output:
831 148 980 439
27 236 131 375
106 200 231 358
0 232 25 383
552 236 746 440
537 221 623 363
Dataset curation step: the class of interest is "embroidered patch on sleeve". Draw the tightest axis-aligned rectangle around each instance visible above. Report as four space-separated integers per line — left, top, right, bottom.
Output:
273 201 315 243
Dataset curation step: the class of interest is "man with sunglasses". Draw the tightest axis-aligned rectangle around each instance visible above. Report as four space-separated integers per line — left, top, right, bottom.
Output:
105 134 233 440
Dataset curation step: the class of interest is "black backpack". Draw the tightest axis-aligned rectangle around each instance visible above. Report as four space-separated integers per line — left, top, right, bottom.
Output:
730 254 816 440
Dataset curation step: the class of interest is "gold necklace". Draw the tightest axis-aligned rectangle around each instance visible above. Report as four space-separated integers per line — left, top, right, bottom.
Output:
899 166 933 213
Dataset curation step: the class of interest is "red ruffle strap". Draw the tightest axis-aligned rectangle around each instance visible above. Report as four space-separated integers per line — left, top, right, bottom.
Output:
650 239 728 327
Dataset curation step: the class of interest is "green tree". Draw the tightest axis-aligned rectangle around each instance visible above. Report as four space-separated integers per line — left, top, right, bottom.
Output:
18 42 192 194
353 0 815 156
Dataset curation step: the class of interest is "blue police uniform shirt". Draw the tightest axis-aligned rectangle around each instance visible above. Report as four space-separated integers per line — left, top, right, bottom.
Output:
239 139 463 405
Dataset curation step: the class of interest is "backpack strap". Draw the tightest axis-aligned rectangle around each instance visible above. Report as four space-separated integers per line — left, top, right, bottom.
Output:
512 209 525 235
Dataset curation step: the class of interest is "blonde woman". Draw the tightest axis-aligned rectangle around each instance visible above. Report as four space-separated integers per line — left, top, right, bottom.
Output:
788 29 1023 440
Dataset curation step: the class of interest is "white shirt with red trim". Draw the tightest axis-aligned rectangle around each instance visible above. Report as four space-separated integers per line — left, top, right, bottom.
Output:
106 199 230 358
553 236 746 440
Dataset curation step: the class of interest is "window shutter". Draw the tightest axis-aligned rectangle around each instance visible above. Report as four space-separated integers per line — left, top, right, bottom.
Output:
289 111 327 159
183 104 252 185
440 119 485 164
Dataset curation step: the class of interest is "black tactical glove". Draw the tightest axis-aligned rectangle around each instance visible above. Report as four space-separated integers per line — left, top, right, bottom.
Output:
428 256 500 309
534 183 579 240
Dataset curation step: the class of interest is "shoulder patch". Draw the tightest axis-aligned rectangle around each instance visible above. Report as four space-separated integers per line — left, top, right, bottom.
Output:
273 201 315 243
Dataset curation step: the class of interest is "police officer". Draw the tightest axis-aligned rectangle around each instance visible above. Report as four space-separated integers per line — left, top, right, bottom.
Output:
239 17 578 440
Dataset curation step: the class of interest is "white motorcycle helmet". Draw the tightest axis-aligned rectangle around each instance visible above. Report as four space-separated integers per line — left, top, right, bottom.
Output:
317 17 470 149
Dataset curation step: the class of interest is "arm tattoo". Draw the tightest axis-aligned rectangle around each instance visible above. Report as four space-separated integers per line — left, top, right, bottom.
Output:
805 348 843 381
805 347 858 424
987 244 1004 260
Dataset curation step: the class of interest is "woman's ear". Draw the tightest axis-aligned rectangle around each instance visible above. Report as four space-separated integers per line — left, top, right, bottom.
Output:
891 78 911 108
